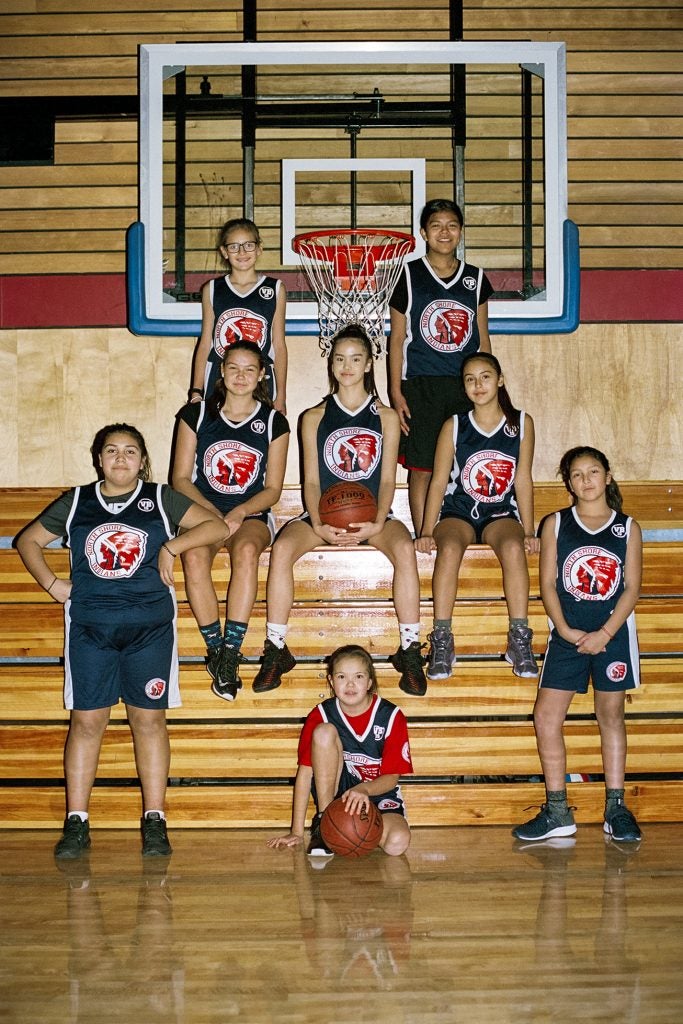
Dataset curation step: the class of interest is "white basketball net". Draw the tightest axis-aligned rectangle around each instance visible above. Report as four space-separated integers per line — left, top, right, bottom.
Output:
293 230 415 357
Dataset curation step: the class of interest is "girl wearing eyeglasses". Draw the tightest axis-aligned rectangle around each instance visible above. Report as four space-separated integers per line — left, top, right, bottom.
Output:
190 218 288 414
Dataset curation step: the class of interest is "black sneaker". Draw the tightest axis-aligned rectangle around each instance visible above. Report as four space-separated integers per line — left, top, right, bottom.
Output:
211 644 244 702
252 639 297 693
141 812 173 857
512 803 577 842
390 641 427 696
54 814 91 860
205 644 222 682
307 812 334 859
603 799 642 843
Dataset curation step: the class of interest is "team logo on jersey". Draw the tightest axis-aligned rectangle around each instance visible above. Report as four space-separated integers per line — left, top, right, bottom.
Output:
606 661 627 683
611 523 627 538
420 300 473 352
503 423 519 438
562 546 621 601
462 275 477 291
213 308 267 357
145 677 167 700
461 451 515 503
377 797 401 811
259 285 274 301
251 418 266 435
85 523 147 578
373 725 386 742
324 427 382 482
137 498 155 512
345 752 381 780
402 741 411 763
204 440 262 494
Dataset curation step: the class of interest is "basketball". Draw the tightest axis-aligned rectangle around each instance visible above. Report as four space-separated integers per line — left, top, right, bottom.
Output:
318 482 378 532
320 797 383 858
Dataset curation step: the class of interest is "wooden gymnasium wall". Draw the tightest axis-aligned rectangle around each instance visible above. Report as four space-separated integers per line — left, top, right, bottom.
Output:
0 0 681 487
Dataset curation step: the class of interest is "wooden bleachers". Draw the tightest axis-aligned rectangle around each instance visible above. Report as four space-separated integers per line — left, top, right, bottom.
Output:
0 483 681 830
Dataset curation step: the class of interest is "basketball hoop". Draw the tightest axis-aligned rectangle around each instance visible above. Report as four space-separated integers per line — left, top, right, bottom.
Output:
292 229 415 357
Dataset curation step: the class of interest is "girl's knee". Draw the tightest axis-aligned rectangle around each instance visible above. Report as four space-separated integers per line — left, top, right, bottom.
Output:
381 818 411 856
311 722 341 750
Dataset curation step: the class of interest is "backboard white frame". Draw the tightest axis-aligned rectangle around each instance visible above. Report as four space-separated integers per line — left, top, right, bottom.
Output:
138 40 568 329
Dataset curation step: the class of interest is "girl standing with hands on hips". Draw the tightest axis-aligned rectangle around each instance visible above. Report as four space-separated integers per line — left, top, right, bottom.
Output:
416 352 539 681
267 644 413 859
173 340 290 702
253 323 427 697
513 447 643 844
15 424 231 860
190 217 288 414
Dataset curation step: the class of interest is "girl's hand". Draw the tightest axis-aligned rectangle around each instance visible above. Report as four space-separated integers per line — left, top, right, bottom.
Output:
48 578 72 604
524 534 540 555
390 389 411 435
345 519 383 542
158 546 177 587
313 523 355 546
266 832 304 849
558 626 587 646
415 534 436 554
224 509 246 537
576 630 608 656
341 786 371 815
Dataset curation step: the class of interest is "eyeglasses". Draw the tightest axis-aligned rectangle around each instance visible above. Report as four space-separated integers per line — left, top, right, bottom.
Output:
223 241 258 253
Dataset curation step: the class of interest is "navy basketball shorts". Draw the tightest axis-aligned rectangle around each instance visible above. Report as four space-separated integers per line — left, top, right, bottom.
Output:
399 375 471 472
437 510 521 544
64 615 180 711
312 764 407 818
539 627 640 694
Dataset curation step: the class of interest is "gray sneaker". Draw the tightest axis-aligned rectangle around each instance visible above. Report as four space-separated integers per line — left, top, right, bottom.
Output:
512 803 577 842
505 625 539 678
427 629 456 680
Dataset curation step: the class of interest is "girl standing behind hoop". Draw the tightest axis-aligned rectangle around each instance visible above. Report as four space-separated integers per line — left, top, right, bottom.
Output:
173 340 289 702
416 352 539 681
190 218 288 414
252 323 427 697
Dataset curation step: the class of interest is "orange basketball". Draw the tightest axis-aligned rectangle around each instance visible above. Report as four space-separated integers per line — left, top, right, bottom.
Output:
320 797 383 858
318 482 378 532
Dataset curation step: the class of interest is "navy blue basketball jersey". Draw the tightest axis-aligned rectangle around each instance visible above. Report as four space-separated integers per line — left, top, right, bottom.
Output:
552 506 633 634
181 400 289 515
205 274 281 400
441 411 525 523
317 395 384 502
392 257 492 379
318 695 406 809
65 481 175 627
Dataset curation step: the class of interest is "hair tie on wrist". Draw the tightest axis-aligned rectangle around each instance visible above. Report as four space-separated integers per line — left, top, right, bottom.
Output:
601 625 613 640
46 578 58 595
163 543 176 557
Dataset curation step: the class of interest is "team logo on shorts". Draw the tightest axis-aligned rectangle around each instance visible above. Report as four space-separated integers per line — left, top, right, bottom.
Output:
324 428 382 482
145 677 167 699
137 498 155 512
563 547 621 601
85 523 147 578
606 661 627 683
612 523 627 538
251 418 266 434
213 308 267 357
377 798 401 811
420 300 473 352
204 440 262 494
259 285 274 301
373 725 386 742
462 451 515 503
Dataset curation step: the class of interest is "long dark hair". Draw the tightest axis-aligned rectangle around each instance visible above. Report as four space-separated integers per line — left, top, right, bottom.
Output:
206 340 272 419
326 644 378 695
558 446 623 512
461 352 520 432
90 423 152 482
326 323 379 398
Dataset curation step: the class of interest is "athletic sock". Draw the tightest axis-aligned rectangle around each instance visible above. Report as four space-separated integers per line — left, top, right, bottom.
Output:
223 619 247 651
66 810 89 822
266 623 288 649
144 809 166 820
199 620 223 650
433 618 452 634
605 787 625 815
510 617 529 629
546 789 569 814
399 622 420 649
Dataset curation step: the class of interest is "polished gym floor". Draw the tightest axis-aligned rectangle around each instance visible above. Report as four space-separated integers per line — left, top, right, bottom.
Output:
1 824 682 1023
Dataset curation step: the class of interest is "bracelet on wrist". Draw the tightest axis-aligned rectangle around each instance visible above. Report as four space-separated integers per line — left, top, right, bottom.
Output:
190 387 204 397
163 543 176 557
46 577 58 595
601 625 613 640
